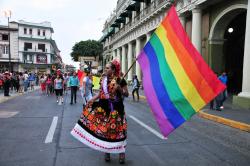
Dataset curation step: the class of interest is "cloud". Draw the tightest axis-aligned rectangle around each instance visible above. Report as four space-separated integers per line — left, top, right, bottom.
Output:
0 0 118 68
30 0 72 10
1 0 72 11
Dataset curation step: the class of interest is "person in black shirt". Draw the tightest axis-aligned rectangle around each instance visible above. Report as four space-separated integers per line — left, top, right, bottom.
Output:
3 71 11 96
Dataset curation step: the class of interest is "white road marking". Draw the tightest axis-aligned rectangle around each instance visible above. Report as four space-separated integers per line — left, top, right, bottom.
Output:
129 115 167 140
45 116 58 143
0 111 19 118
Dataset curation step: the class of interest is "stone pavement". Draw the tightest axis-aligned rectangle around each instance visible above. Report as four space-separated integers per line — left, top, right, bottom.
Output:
128 86 250 132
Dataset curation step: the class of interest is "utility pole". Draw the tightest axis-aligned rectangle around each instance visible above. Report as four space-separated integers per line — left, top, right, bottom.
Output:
4 10 12 72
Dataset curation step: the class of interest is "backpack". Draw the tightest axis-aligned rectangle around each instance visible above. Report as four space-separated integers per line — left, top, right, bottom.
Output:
137 79 140 88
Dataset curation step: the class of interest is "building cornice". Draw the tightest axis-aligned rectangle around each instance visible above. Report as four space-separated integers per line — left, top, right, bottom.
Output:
18 36 52 42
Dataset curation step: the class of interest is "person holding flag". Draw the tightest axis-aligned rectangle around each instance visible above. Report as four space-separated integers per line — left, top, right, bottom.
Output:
71 60 127 164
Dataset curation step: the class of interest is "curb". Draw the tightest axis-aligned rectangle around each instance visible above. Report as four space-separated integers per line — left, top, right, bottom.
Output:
0 93 23 103
128 93 250 132
198 111 250 132
0 87 40 104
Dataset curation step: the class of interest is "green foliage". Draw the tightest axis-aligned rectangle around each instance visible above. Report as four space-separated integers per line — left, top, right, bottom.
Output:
70 40 103 61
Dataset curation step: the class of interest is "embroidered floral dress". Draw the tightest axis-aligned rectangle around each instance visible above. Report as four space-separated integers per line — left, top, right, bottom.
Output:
71 76 127 153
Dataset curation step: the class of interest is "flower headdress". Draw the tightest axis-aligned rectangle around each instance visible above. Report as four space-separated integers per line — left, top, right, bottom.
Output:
111 59 120 77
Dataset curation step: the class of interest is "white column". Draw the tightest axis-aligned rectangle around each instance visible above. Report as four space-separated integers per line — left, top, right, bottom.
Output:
33 54 37 63
122 45 126 74
135 38 141 81
146 32 151 42
126 17 129 24
179 16 186 30
47 54 51 64
127 42 133 81
132 11 136 23
191 8 202 53
117 48 121 62
112 50 116 60
238 2 250 98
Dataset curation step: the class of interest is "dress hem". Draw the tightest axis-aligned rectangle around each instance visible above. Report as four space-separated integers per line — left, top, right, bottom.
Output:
71 123 126 154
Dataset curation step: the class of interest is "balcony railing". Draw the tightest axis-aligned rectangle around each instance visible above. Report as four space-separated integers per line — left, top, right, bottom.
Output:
104 0 170 47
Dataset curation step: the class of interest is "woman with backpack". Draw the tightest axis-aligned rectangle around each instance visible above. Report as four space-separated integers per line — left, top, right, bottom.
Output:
132 75 140 101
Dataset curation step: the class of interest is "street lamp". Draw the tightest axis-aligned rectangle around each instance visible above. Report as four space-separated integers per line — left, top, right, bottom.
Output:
4 10 12 72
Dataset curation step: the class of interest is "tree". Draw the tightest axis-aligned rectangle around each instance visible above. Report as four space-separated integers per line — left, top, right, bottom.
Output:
70 40 103 62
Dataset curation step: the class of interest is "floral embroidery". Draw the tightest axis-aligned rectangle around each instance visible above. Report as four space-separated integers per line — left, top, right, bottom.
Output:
78 76 127 141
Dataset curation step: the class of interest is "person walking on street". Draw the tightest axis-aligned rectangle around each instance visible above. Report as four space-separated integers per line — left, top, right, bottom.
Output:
39 75 46 94
54 74 64 104
63 73 69 94
132 75 140 101
46 74 52 96
69 71 79 105
71 60 127 164
23 71 29 92
80 69 93 108
218 72 228 109
3 71 11 96
18 72 24 93
28 73 35 91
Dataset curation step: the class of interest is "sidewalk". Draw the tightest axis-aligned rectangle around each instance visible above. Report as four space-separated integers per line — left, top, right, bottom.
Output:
128 86 250 132
199 97 250 132
0 86 40 103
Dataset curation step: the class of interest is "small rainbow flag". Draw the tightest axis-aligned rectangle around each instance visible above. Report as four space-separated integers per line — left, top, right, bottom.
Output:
137 6 226 137
77 70 85 87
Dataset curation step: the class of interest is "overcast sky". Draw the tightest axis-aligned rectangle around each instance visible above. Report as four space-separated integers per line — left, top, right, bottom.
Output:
0 0 117 68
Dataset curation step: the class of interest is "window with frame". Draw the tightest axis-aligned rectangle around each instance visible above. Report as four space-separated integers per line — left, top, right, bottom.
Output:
2 34 9 41
38 29 41 36
38 43 45 52
24 28 27 34
24 42 32 51
29 29 32 35
43 30 46 36
0 45 3 55
3 45 9 54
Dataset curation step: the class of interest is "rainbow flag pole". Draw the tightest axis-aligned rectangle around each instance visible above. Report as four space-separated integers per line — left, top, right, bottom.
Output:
135 6 226 137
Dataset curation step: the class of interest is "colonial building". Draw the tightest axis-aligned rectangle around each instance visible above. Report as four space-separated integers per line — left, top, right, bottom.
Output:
7 20 61 74
0 25 18 73
101 0 250 108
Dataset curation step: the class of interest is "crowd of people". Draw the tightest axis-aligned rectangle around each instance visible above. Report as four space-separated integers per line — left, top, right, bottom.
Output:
1 63 140 164
0 71 38 96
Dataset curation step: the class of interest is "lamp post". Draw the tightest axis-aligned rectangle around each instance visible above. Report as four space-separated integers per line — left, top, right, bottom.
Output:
4 10 12 72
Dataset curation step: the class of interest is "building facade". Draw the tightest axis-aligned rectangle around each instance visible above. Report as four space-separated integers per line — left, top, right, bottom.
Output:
5 20 61 74
101 0 250 108
0 25 18 73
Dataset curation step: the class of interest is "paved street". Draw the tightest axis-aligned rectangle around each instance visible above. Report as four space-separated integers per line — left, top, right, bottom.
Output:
0 90 250 166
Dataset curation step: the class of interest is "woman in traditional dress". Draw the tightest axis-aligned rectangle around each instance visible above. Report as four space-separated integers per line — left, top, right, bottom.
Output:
71 60 127 164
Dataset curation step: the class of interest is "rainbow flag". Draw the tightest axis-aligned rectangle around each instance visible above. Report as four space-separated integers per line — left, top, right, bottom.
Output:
137 6 226 137
77 70 85 87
